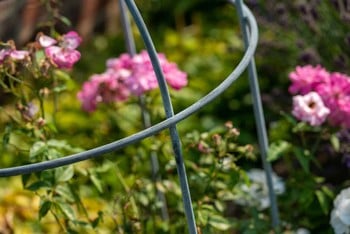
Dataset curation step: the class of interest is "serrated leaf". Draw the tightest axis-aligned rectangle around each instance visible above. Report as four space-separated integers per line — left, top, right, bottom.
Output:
39 200 52 220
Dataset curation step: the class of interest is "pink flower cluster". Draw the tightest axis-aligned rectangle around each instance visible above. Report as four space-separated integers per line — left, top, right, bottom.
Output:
289 65 350 128
77 50 188 112
0 31 82 70
39 31 82 69
0 47 29 64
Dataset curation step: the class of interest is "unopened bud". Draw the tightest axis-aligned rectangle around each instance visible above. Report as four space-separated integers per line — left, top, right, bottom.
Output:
36 117 46 128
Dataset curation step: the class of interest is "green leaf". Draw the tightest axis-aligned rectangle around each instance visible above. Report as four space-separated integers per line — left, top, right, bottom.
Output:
59 16 72 26
89 172 103 193
197 209 208 225
26 180 51 191
47 139 69 149
29 141 47 160
208 215 231 230
21 173 32 187
321 185 334 198
2 124 12 147
293 148 310 173
55 166 74 183
55 184 75 202
56 201 76 220
53 69 71 81
214 200 225 212
35 50 45 63
48 139 83 153
330 134 340 152
267 140 291 161
92 211 104 228
39 200 52 220
315 189 330 215
53 85 67 93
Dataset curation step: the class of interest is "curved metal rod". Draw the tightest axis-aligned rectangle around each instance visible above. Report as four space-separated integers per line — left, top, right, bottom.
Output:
0 1 258 177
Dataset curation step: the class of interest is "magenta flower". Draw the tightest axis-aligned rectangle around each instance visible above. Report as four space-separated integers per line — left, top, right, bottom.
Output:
77 79 99 113
316 72 350 128
77 71 131 112
289 65 330 95
107 50 188 95
157 52 188 90
39 31 82 69
292 91 330 126
78 50 187 112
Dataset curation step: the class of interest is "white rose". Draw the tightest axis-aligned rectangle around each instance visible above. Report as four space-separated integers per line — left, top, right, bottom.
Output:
330 187 350 234
235 168 285 210
295 227 310 234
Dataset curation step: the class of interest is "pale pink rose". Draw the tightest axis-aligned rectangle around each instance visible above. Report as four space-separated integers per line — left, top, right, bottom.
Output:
39 35 57 47
10 50 29 60
292 91 330 126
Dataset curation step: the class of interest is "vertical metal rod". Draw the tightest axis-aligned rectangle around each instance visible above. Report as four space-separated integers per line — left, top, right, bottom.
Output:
234 0 280 228
123 0 197 233
118 0 169 221
119 0 136 56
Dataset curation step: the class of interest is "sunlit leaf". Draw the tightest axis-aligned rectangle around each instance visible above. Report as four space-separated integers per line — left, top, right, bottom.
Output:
55 166 74 183
56 200 76 220
208 215 231 231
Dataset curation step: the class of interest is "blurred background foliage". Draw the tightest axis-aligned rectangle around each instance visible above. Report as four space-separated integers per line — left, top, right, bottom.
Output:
0 0 349 233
